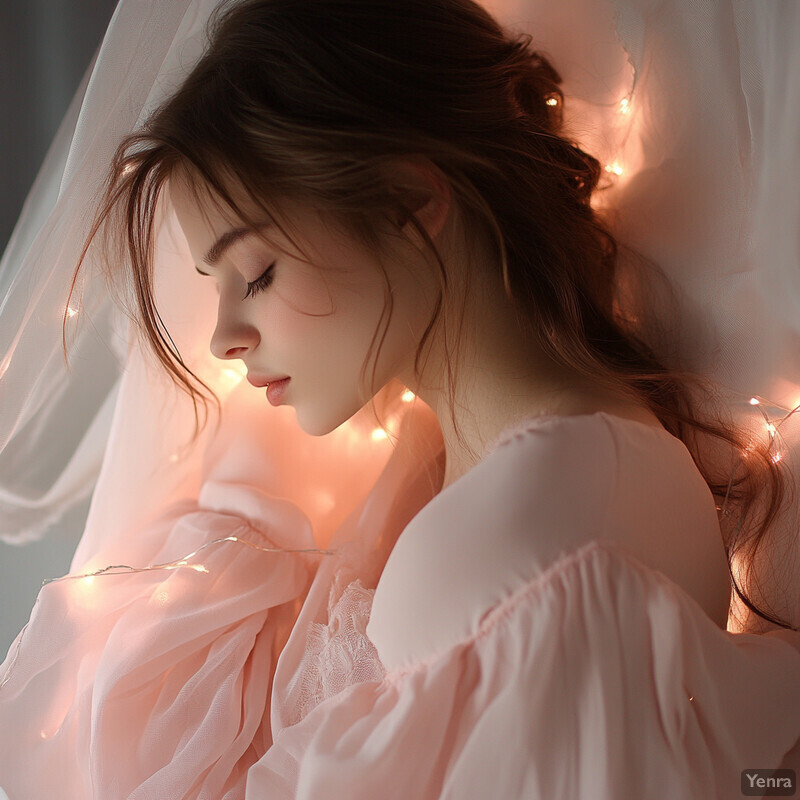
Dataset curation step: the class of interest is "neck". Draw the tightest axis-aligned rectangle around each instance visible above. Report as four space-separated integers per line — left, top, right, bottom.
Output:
406 265 604 490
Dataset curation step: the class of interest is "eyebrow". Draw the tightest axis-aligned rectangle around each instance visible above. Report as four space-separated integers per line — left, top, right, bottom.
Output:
194 224 271 276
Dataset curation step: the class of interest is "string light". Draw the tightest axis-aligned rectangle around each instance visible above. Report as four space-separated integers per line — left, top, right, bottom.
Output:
46 535 337 586
545 96 558 107
604 162 624 176
714 396 800 523
0 534 338 692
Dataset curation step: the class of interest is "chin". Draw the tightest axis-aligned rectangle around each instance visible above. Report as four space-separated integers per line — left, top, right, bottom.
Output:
294 402 360 438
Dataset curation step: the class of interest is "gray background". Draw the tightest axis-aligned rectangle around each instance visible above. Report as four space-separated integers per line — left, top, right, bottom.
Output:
0 0 119 657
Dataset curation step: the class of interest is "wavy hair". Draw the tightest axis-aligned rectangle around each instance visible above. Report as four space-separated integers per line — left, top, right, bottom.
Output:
67 0 796 631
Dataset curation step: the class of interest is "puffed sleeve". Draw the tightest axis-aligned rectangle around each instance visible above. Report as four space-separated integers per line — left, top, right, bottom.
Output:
244 541 800 799
0 480 320 800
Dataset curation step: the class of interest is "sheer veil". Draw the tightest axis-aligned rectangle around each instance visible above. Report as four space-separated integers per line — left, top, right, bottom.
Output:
0 0 798 632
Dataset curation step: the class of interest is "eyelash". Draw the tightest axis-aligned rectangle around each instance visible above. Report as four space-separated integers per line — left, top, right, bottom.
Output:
243 263 276 300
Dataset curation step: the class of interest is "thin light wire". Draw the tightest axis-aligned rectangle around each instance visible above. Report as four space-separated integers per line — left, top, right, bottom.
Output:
0 534 338 692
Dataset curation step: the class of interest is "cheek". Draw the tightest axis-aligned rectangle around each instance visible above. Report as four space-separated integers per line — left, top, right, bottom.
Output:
257 265 335 342
273 258 387 335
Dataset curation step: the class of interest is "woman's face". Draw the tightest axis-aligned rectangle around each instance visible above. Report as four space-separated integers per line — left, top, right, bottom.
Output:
170 178 441 436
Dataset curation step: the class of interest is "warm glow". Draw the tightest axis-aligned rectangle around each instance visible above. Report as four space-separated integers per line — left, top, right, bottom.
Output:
766 423 776 434
218 365 246 391
314 489 336 515
71 574 98 611
371 428 389 441
546 96 558 107
619 98 631 115
604 162 624 176
401 390 415 403
749 397 760 405
66 306 78 318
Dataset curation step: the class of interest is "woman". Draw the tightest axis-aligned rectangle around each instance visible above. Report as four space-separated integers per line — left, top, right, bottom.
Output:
0 0 798 797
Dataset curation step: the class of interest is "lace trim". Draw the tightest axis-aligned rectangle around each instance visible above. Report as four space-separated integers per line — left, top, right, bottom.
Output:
286 577 386 726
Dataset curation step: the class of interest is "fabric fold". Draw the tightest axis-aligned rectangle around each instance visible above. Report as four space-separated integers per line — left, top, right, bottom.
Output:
0 487 321 800
245 541 800 800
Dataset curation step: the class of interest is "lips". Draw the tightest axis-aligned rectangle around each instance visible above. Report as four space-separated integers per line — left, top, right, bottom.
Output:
246 374 289 388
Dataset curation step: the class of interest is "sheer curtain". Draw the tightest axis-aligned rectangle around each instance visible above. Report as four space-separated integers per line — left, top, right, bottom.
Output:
0 0 119 656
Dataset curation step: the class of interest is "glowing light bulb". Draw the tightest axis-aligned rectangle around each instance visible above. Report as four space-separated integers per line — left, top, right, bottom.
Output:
371 428 388 441
401 390 415 403
219 366 246 390
604 162 624 176
545 96 558 107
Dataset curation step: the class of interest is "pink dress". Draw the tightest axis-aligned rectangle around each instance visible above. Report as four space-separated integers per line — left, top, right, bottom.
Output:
0 411 798 799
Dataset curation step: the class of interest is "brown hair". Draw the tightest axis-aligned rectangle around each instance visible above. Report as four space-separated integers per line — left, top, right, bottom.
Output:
67 0 796 631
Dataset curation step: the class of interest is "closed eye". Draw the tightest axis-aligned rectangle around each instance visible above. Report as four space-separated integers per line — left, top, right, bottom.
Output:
243 263 276 300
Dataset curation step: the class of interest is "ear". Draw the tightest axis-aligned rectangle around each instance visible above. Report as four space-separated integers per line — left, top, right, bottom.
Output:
385 158 451 243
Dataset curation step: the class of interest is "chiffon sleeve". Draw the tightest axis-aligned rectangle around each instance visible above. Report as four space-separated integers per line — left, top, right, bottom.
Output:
244 541 800 800
0 480 321 800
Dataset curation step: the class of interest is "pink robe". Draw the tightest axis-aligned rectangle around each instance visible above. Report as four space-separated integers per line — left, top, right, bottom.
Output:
1 411 798 799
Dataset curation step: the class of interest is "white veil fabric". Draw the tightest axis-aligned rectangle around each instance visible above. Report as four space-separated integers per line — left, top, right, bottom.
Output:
0 0 426 561
0 0 798 659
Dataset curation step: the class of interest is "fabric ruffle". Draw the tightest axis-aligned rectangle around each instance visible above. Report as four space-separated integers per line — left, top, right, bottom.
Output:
246 541 800 800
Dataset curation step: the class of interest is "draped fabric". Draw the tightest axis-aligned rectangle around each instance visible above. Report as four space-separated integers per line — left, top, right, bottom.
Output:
0 0 799 798
2 412 799 798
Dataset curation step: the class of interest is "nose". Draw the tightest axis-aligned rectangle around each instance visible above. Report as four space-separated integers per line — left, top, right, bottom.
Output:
209 297 260 360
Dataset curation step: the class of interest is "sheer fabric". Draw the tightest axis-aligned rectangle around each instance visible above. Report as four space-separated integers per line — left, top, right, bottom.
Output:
1 413 799 798
0 0 799 798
